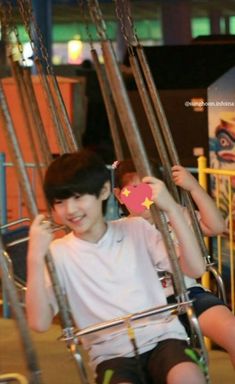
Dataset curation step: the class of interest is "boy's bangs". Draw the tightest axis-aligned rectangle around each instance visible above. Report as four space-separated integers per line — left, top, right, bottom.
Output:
47 172 108 204
50 185 81 201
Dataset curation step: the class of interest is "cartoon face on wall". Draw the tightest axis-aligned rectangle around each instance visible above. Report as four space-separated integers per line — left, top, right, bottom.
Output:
208 67 235 268
214 112 235 164
210 112 235 190
209 111 235 244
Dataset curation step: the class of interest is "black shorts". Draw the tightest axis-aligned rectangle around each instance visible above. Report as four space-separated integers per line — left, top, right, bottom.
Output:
168 286 226 335
188 286 225 317
96 339 197 384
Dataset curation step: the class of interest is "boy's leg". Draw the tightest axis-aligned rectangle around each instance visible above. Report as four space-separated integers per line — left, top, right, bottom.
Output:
96 356 147 384
183 287 235 367
168 287 227 337
147 339 206 384
198 304 235 368
166 361 206 384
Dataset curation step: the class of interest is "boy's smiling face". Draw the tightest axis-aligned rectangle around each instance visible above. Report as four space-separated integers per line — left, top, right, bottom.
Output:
52 182 110 242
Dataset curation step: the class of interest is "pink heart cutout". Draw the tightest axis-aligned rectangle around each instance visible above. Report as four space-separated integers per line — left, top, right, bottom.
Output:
120 183 153 214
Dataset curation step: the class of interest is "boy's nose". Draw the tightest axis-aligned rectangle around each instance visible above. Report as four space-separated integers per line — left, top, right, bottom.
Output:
65 198 77 214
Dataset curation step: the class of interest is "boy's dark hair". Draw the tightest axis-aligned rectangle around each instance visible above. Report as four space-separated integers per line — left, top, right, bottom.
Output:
43 150 111 213
114 158 162 189
114 159 136 189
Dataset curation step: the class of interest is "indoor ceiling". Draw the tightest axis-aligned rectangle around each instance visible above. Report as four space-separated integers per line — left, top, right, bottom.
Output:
51 0 235 22
52 1 160 22
8 1 235 24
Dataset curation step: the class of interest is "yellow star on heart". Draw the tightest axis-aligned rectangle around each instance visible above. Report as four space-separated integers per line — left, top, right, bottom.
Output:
142 197 153 210
121 187 131 197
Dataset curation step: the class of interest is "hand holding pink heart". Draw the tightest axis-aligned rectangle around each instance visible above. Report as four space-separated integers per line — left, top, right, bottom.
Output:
120 183 153 214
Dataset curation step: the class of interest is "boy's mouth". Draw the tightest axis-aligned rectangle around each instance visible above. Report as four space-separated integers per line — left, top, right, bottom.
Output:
67 215 85 225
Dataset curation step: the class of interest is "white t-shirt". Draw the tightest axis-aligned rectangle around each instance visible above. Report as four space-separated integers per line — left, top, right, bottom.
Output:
47 217 187 368
162 206 203 297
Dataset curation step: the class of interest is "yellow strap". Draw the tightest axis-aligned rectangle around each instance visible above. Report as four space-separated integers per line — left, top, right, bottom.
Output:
0 373 28 384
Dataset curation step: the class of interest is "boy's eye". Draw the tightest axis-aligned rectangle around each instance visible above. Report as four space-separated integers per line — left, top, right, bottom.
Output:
74 193 81 199
54 199 63 205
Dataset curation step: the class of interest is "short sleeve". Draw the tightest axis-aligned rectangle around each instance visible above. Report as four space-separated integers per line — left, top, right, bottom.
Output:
140 218 173 272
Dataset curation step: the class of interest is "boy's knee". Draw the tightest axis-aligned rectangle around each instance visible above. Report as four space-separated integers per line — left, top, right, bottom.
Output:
166 362 206 384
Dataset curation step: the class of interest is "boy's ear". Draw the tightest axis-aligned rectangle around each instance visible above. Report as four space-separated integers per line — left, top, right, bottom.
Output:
113 187 123 204
100 181 111 200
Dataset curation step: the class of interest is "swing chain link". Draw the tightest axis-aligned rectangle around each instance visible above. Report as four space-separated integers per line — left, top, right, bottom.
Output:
17 0 36 60
114 0 137 56
5 0 27 66
78 0 94 49
0 1 16 57
86 0 107 41
17 0 52 75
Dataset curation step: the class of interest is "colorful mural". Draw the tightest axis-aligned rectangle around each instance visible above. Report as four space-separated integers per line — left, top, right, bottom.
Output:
208 67 235 276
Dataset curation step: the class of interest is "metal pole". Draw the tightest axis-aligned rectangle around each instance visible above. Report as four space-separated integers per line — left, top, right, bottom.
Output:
0 152 7 227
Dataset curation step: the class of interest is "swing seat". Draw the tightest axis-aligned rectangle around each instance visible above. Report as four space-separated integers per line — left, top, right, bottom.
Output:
206 263 227 305
2 225 29 287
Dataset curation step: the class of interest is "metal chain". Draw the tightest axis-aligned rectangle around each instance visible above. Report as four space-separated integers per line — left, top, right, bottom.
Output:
17 0 36 60
17 0 78 153
77 0 94 49
17 0 50 74
0 1 14 54
0 2 10 35
4 0 27 66
27 0 52 75
123 0 139 45
86 0 107 41
114 0 137 56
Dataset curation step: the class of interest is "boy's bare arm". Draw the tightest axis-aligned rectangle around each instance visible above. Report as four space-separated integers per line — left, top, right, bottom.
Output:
26 214 54 332
143 176 205 278
172 165 226 236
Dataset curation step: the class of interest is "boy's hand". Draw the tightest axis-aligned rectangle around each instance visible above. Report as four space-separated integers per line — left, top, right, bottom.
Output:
142 176 175 212
172 165 198 192
29 214 54 259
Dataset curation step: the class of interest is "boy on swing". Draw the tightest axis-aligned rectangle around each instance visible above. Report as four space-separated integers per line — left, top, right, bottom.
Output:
26 149 206 384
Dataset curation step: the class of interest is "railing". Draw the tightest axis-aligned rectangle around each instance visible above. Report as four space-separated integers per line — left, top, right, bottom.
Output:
198 156 235 314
